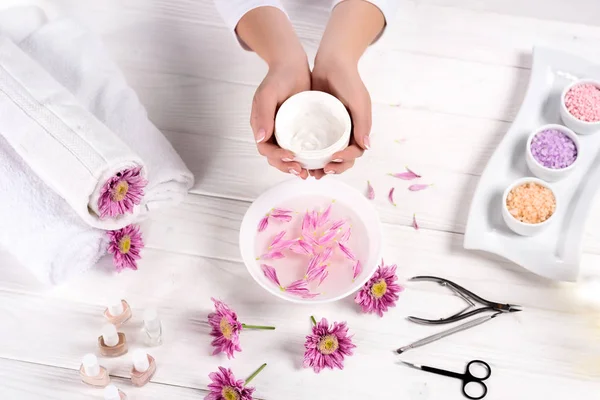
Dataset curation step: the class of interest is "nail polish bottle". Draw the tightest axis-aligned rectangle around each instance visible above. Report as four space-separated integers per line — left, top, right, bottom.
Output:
79 353 110 387
104 297 132 326
98 324 128 357
142 308 163 346
130 350 157 387
104 384 127 400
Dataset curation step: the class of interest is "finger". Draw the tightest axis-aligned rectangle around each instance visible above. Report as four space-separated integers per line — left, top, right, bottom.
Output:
257 141 295 161
330 143 364 163
250 83 277 144
267 158 304 176
311 169 326 180
324 160 355 175
348 93 372 150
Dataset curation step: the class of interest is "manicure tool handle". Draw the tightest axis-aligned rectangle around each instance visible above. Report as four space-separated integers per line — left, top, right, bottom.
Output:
397 314 497 354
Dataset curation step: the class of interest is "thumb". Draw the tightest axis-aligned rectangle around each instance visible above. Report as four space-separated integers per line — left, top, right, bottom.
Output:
251 84 278 144
349 96 372 150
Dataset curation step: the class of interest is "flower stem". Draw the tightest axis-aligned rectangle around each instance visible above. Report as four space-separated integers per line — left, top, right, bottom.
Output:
245 363 267 385
310 315 317 326
242 323 276 330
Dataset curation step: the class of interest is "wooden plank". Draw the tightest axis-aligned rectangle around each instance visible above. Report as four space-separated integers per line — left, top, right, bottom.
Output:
0 357 204 399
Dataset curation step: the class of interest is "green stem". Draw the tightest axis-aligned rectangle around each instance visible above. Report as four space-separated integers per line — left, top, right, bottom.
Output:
242 323 276 330
310 315 317 326
245 363 267 385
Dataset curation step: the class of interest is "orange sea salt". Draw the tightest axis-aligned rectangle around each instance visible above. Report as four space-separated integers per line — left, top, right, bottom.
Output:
506 182 556 224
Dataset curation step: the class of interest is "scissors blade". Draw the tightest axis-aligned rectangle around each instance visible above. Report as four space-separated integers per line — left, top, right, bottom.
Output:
399 361 423 370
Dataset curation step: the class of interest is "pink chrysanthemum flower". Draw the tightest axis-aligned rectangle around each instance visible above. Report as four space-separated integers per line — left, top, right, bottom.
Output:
206 363 267 400
208 298 243 359
304 317 356 373
354 260 403 317
107 224 144 272
208 298 275 359
98 167 147 219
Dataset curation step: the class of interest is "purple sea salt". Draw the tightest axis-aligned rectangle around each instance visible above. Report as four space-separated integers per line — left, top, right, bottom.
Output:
530 129 577 169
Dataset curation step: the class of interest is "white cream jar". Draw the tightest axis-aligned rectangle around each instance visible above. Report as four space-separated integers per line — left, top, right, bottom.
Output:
275 91 352 170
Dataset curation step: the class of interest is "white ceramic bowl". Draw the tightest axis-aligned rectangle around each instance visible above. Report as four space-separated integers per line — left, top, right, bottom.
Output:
502 177 557 237
275 91 352 170
239 178 382 304
525 124 580 182
560 79 600 135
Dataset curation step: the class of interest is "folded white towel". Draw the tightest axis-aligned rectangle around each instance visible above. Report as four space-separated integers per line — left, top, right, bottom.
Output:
19 19 195 214
0 135 107 285
0 36 147 230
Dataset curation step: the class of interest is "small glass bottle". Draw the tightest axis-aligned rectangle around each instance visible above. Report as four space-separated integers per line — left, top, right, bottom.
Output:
142 308 163 346
104 384 127 400
79 354 110 387
98 324 128 357
104 297 132 326
130 350 157 387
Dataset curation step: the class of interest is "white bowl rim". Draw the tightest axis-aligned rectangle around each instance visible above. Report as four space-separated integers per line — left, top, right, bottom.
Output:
275 91 352 158
561 79 600 126
526 123 580 173
502 177 558 227
239 177 383 304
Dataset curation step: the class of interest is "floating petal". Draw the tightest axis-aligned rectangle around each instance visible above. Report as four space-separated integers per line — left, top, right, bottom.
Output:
261 264 281 288
408 184 432 192
367 181 375 200
317 203 333 227
258 250 285 260
388 188 397 206
271 213 293 222
339 227 352 243
318 229 337 246
352 260 362 281
269 231 286 248
389 166 421 180
272 208 293 215
338 242 356 261
258 215 269 232
329 219 346 231
412 214 419 230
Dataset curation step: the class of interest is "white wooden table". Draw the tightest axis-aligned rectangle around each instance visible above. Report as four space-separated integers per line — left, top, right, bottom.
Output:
2 1 600 399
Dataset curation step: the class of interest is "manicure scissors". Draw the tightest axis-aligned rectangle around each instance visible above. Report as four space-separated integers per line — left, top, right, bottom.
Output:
401 360 492 399
408 276 522 325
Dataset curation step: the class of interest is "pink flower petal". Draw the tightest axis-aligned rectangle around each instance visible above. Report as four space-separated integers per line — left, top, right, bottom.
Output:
388 188 397 207
261 264 282 288
352 260 362 281
301 212 311 234
318 270 329 286
271 239 296 251
306 264 327 283
272 208 292 215
271 213 293 222
339 227 351 243
303 234 320 247
389 166 421 180
285 280 317 298
317 203 333 227
321 247 334 264
329 220 346 231
310 210 318 230
408 184 432 192
258 215 269 232
270 231 286 248
338 242 356 261
258 250 285 260
318 229 337 246
290 240 314 255
367 181 375 200
412 213 419 230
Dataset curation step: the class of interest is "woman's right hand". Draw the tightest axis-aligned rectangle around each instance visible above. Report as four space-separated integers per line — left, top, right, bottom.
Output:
237 6 311 179
251 58 311 179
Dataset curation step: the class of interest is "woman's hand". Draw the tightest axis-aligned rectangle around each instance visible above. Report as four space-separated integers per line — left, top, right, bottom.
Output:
311 57 371 179
251 60 311 179
237 7 311 179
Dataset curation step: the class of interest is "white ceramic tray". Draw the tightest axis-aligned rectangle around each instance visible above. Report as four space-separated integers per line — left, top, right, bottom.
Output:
464 47 600 282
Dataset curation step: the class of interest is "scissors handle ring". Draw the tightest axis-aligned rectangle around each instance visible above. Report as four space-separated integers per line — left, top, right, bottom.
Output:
462 360 491 399
462 380 488 400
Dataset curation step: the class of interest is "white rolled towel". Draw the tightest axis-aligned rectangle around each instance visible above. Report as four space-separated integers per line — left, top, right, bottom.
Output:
0 135 107 285
0 36 147 230
19 19 195 214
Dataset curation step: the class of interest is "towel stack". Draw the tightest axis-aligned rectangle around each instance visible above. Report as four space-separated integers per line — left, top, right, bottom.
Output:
0 7 194 284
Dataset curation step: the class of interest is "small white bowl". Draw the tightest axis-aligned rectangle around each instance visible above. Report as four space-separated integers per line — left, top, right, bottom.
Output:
502 177 557 237
560 79 600 135
275 91 352 170
525 124 580 182
239 178 382 304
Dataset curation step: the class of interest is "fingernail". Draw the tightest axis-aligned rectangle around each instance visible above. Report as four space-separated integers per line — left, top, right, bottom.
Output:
256 129 266 143
282 158 294 162
332 159 343 163
325 170 336 175
289 168 299 176
363 136 371 150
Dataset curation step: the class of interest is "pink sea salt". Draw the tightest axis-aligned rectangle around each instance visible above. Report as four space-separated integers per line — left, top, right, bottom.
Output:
564 83 600 122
